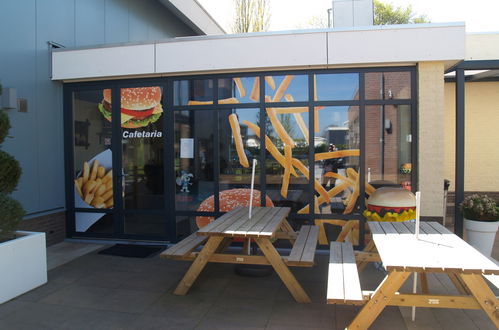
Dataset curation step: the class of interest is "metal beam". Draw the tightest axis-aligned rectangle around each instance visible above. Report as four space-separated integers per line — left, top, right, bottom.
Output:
454 60 499 70
454 69 465 237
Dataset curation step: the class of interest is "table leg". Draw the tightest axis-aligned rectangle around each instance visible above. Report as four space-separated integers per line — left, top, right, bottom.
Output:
280 219 296 245
173 236 224 296
357 239 377 272
348 271 411 329
448 273 471 295
459 273 499 328
255 237 311 303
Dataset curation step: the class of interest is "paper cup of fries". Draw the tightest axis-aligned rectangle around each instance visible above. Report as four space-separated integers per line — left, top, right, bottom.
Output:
74 149 113 209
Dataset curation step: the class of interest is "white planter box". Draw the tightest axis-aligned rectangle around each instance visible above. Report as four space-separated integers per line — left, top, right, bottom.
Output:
464 219 499 257
0 231 47 304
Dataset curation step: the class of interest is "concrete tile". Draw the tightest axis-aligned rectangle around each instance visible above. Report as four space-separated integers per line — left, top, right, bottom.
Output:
433 308 480 330
399 307 442 329
0 299 31 319
268 301 334 329
143 291 216 322
16 279 72 302
274 280 326 303
40 284 113 308
74 269 137 289
221 276 281 301
128 314 199 330
463 309 497 330
91 288 164 314
197 296 275 328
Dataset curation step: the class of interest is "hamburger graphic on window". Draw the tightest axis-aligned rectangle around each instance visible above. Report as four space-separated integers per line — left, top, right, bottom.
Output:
98 87 163 128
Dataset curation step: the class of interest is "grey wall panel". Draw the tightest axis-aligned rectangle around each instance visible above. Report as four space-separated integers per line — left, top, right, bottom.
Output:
0 0 39 213
104 0 130 43
75 0 105 46
128 0 152 42
35 0 76 211
0 0 197 216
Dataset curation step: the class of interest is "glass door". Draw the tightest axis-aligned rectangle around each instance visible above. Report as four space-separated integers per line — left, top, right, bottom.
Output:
69 83 171 240
119 85 167 237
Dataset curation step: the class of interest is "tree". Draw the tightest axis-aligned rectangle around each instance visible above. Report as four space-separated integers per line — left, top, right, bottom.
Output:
232 0 271 33
374 0 430 25
0 83 24 242
294 15 329 30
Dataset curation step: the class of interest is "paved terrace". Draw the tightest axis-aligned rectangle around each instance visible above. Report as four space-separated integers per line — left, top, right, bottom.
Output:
0 225 498 330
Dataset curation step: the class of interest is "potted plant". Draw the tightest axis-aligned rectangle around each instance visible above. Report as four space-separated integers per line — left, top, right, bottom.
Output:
0 85 47 304
459 194 499 256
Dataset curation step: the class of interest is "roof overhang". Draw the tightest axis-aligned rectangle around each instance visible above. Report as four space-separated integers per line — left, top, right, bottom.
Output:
52 23 465 82
158 0 225 35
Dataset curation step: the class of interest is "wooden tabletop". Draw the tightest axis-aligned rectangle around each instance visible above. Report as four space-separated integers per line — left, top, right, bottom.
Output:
197 206 291 238
368 221 499 275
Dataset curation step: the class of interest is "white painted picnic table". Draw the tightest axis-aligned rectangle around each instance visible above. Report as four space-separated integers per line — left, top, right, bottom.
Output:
346 221 499 329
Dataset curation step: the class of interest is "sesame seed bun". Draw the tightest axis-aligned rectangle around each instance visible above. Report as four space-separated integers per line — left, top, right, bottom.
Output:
102 87 161 110
367 187 416 208
195 189 274 228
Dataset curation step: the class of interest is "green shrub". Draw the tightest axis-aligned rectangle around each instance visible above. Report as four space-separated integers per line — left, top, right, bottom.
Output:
0 194 24 241
0 110 9 144
0 83 25 240
0 150 21 194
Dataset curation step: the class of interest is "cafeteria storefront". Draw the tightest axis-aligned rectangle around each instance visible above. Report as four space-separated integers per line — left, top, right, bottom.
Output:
56 24 465 246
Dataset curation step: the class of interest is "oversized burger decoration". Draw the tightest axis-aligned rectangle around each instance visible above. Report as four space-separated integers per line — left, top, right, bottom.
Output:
195 188 274 228
363 187 416 222
98 87 163 128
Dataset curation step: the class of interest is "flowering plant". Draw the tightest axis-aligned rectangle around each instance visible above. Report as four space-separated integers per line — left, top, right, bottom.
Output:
459 194 499 221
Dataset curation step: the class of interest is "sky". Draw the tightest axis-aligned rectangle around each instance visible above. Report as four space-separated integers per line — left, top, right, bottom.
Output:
197 0 499 33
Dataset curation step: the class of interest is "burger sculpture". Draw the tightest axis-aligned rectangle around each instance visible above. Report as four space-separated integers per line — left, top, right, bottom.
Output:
99 87 163 128
196 188 274 228
363 187 416 222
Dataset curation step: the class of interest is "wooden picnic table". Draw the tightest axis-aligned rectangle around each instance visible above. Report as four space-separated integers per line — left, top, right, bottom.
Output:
161 206 319 303
344 221 499 329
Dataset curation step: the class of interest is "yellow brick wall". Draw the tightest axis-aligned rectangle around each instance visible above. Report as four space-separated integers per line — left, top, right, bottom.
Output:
418 62 445 216
444 81 499 192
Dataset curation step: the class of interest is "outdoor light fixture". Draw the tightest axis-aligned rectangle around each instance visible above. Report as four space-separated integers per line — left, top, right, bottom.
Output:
1 88 17 110
384 119 393 134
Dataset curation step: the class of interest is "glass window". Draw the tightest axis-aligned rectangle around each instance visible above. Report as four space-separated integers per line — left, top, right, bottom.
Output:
365 105 412 189
264 107 309 213
73 89 114 215
314 73 359 101
265 75 308 102
218 77 259 103
174 79 214 106
365 72 411 100
174 110 215 211
120 86 165 211
314 106 360 217
124 213 166 236
219 108 261 191
75 212 113 234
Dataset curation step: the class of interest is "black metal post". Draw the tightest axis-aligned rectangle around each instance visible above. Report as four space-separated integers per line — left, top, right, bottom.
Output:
454 69 465 237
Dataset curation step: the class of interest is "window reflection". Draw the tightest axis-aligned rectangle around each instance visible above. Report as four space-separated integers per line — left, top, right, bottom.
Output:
365 72 411 100
219 108 260 190
174 110 215 211
314 73 359 101
264 107 309 213
218 77 259 103
174 79 214 106
313 106 360 216
365 105 412 189
265 75 308 102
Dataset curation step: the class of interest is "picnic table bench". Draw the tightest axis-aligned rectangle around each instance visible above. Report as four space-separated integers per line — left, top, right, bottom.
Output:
161 206 319 303
327 221 499 329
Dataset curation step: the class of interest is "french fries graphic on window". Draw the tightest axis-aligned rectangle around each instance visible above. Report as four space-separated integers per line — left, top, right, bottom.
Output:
224 75 370 215
74 160 113 208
